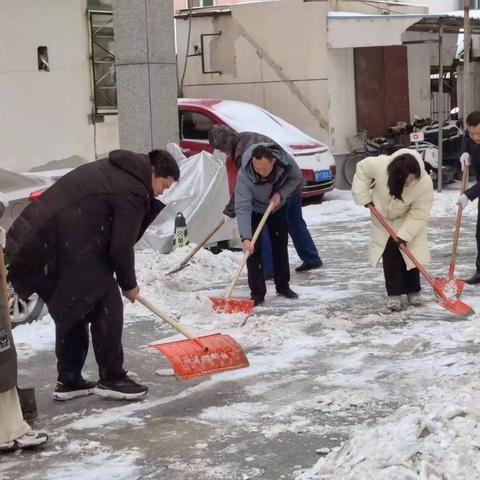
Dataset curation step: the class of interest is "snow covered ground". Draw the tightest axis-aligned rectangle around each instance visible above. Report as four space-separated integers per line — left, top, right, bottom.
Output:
3 184 480 480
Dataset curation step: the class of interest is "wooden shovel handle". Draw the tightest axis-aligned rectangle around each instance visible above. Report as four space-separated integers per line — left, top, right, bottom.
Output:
369 205 439 293
448 165 469 278
178 217 226 267
225 202 275 299
137 295 197 342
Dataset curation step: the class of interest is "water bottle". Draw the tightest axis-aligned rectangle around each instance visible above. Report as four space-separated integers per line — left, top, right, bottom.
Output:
174 212 189 249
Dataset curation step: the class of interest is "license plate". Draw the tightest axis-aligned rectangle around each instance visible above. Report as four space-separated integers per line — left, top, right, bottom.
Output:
314 170 332 182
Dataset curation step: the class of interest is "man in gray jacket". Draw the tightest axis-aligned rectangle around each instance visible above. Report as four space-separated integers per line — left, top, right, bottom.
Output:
235 143 303 305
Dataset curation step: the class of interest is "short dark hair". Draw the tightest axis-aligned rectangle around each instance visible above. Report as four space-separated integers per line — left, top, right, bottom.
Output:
466 111 480 128
387 153 421 201
251 145 276 161
148 149 180 181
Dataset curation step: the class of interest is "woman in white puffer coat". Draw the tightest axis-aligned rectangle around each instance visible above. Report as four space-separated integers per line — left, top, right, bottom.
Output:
352 149 434 311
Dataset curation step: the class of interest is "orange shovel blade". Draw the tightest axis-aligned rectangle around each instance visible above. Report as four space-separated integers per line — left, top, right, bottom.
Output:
434 277 465 298
439 297 474 317
151 333 249 380
210 296 255 315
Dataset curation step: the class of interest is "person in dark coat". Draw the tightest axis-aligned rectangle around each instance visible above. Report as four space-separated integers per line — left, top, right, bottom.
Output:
0 227 48 452
455 111 480 283
208 125 322 273
235 143 303 305
6 150 180 401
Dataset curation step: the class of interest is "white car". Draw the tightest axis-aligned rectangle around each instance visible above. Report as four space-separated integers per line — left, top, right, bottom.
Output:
178 99 336 200
0 168 53 327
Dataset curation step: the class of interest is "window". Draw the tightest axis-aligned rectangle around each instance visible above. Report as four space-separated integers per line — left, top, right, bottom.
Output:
88 10 117 115
180 111 214 141
190 0 214 7
37 46 49 72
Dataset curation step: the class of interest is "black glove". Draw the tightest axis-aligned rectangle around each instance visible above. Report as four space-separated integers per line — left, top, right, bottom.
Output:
364 201 374 208
396 237 407 246
223 196 236 219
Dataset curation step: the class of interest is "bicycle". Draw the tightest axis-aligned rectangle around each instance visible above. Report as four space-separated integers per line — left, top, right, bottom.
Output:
343 132 398 187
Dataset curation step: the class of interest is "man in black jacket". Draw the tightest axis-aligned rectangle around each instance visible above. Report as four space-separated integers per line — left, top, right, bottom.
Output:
455 111 480 283
6 149 179 400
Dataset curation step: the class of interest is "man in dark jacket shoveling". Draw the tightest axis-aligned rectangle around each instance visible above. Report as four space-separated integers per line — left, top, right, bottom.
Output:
6 149 179 401
236 144 303 305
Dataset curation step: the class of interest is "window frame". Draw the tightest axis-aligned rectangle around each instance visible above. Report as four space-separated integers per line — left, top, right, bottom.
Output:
179 110 216 143
88 9 117 116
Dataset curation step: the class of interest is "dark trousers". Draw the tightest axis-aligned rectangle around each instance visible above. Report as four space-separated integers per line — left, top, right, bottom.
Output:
476 200 480 269
382 238 421 296
261 193 321 277
54 283 126 384
247 205 290 300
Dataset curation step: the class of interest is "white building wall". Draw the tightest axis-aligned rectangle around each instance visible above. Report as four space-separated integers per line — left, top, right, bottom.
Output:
0 0 107 172
177 0 332 145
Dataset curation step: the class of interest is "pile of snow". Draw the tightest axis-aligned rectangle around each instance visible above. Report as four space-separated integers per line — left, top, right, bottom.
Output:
299 383 480 479
12 314 55 359
431 189 477 218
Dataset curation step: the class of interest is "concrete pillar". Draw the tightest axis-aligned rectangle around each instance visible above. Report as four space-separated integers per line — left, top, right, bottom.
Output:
113 0 179 153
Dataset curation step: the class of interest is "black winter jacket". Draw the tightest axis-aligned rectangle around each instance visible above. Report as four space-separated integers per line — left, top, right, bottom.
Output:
462 131 480 200
6 150 164 322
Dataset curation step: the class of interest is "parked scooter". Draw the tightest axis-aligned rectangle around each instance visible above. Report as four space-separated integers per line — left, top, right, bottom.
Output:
408 115 462 185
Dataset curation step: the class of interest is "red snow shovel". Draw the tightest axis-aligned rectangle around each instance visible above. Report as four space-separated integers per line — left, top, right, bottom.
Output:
369 205 473 317
166 217 226 276
137 295 249 380
210 202 275 315
434 166 469 299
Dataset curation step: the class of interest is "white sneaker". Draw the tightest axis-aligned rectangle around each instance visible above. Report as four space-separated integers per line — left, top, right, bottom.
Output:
386 295 402 312
14 430 48 450
407 292 424 306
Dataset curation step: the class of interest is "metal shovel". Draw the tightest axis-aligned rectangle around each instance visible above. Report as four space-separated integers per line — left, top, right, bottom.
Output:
137 295 249 380
210 202 275 315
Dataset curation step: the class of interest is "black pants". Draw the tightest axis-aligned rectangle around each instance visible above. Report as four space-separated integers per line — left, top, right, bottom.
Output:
382 238 421 296
54 283 126 384
476 200 480 269
247 205 290 300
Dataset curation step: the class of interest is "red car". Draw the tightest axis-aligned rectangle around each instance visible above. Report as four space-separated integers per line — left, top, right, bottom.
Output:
178 99 336 199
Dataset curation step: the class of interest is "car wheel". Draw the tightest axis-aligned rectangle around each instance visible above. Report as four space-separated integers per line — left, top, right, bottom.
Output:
344 153 365 187
7 282 45 328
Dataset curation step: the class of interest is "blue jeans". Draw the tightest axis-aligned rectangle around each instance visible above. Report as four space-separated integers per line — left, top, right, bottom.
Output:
261 193 321 278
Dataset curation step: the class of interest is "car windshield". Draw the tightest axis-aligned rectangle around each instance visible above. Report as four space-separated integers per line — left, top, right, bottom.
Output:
0 169 44 192
211 100 322 148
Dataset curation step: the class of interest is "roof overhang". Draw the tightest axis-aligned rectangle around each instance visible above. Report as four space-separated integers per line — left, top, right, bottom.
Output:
327 10 480 49
175 7 231 20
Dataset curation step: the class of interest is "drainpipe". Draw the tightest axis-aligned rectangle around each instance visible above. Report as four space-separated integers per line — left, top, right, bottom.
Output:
438 21 444 193
463 0 471 124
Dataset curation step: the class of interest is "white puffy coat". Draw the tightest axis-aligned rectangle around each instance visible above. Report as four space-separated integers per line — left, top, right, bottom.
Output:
351 149 434 270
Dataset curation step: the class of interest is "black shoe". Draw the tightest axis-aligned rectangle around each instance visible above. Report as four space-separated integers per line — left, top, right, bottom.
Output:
52 378 96 401
251 296 265 306
295 260 323 273
94 375 148 400
276 287 298 299
465 270 480 285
